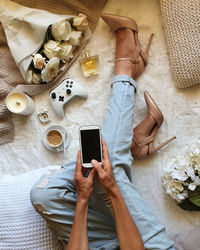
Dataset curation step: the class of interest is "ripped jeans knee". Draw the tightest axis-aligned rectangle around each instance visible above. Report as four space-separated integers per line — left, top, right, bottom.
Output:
33 202 52 215
30 176 53 216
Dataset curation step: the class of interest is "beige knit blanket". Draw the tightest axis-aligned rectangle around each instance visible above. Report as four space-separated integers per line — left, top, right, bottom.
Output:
0 0 106 145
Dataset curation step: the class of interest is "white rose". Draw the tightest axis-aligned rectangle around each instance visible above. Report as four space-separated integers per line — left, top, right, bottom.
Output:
73 13 88 30
41 57 60 82
43 40 61 59
32 72 41 84
25 70 33 84
59 42 73 63
69 31 82 46
51 20 71 41
33 54 45 70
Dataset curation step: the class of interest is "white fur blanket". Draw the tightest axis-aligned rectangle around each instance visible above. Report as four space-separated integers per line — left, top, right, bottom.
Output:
1 0 200 242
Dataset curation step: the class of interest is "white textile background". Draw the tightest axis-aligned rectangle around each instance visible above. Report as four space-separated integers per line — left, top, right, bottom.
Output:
1 0 200 241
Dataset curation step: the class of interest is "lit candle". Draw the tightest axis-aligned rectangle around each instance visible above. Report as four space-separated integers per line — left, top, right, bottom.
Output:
6 91 35 115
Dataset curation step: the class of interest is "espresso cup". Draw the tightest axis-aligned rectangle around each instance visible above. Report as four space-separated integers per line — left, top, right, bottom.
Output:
46 129 64 148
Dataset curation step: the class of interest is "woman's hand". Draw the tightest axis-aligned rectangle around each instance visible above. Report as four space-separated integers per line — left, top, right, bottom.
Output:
74 150 96 202
91 139 118 194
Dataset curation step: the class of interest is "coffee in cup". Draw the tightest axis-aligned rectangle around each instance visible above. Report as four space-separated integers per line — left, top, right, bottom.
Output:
46 129 63 147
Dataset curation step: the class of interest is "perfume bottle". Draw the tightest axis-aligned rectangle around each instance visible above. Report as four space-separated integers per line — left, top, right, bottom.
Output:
80 51 99 77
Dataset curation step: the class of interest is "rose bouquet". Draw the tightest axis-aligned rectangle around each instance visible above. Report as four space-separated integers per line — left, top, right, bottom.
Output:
0 0 91 89
26 14 89 84
162 143 200 210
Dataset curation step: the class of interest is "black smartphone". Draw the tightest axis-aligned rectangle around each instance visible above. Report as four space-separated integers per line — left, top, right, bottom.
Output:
79 125 102 168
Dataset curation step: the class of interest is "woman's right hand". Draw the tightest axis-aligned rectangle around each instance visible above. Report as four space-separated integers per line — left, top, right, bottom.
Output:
91 139 118 194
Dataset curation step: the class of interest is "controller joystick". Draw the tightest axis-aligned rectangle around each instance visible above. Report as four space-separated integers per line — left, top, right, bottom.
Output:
51 93 56 99
66 89 71 95
49 78 88 118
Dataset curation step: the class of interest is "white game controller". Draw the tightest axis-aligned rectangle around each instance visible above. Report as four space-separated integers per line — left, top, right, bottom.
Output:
49 78 88 118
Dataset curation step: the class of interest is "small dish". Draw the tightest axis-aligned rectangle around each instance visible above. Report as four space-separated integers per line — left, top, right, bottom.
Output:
43 125 70 153
38 110 50 123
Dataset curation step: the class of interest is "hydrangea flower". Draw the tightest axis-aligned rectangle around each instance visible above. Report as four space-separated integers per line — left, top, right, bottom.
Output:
162 143 200 204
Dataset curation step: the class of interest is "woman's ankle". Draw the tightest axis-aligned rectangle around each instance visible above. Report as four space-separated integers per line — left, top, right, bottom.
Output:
115 61 134 77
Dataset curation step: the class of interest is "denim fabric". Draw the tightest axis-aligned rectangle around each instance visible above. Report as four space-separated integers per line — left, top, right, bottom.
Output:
30 75 174 250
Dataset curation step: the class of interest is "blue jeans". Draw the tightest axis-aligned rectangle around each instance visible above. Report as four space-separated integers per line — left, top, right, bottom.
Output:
30 75 174 250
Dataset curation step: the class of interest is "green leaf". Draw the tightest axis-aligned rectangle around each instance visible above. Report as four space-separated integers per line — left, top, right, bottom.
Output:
188 186 200 207
178 198 200 211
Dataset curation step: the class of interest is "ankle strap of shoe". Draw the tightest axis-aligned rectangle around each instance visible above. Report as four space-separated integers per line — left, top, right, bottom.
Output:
115 57 139 64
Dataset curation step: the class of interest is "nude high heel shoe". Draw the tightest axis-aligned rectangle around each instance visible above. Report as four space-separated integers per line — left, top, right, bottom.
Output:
131 91 176 160
100 13 154 67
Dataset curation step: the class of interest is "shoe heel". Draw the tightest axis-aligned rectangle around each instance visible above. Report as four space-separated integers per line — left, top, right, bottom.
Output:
149 136 176 154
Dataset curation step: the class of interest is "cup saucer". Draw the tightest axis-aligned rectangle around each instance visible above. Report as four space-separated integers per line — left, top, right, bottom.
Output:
43 125 70 153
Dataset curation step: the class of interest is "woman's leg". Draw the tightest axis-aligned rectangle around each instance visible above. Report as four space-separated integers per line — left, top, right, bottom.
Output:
100 75 174 249
98 29 175 249
30 163 119 250
102 75 136 181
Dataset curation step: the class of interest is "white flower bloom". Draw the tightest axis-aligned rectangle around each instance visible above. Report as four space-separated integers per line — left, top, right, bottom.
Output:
51 20 71 41
186 167 195 180
59 42 73 63
177 194 185 200
33 54 45 70
41 57 60 82
73 13 88 30
69 31 82 46
43 40 61 59
188 183 196 191
162 143 200 204
32 73 41 84
25 70 33 84
194 176 200 185
171 169 188 181
162 171 186 202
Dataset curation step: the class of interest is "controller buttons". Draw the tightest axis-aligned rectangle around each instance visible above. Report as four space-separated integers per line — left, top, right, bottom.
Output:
66 84 69 87
70 85 72 88
59 96 65 102
66 89 71 95
70 81 73 84
67 80 69 83
51 92 56 99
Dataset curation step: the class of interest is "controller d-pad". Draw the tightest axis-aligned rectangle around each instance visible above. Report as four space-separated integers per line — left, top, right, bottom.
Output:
66 89 71 95
51 92 56 99
59 96 65 102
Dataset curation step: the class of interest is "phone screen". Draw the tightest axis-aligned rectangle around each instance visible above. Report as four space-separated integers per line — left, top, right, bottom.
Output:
80 129 101 163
